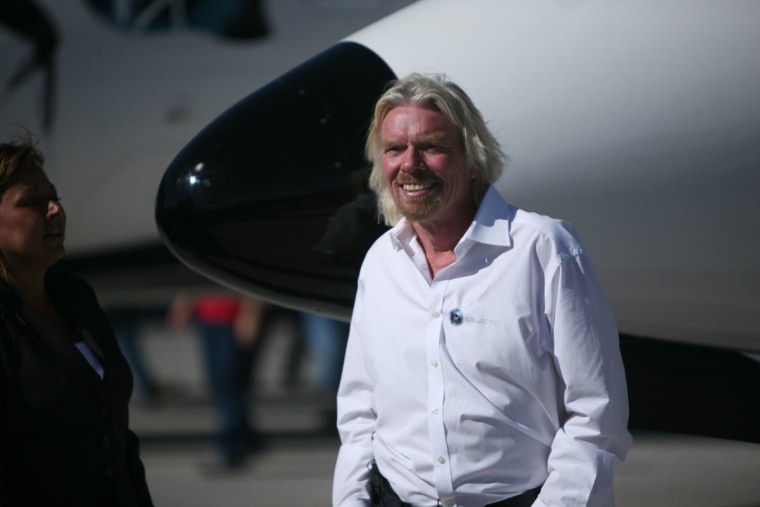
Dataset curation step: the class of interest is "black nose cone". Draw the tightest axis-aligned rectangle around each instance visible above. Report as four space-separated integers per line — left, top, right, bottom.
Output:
155 42 394 318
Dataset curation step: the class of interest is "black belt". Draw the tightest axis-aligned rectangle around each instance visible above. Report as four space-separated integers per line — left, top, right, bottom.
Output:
369 462 541 507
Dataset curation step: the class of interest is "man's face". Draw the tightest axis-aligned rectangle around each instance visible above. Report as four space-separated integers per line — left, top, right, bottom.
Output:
380 105 476 225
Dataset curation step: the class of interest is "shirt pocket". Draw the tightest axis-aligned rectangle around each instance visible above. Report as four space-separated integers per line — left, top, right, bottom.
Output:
443 305 551 391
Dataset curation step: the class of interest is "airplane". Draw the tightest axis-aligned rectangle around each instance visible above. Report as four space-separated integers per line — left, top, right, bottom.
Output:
153 0 760 443
0 0 418 304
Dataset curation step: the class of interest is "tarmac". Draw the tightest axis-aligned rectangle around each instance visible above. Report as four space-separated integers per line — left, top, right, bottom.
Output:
128 316 760 507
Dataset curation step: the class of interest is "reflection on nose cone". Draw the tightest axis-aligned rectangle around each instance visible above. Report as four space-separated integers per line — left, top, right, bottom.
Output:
155 42 394 319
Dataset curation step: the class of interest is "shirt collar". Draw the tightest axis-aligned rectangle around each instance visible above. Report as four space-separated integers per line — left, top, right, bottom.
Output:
388 185 514 252
389 218 416 251
464 186 514 249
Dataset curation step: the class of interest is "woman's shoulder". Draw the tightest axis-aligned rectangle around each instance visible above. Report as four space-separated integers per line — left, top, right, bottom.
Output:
46 267 104 320
46 266 96 296
0 276 22 320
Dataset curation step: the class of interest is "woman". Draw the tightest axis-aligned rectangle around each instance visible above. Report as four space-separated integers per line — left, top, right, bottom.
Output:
0 134 153 506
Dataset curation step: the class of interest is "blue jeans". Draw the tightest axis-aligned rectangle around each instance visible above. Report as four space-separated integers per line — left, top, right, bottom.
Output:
198 323 257 464
300 313 349 392
112 308 160 396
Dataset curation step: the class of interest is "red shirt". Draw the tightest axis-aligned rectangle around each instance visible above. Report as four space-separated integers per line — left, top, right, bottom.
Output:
192 296 240 324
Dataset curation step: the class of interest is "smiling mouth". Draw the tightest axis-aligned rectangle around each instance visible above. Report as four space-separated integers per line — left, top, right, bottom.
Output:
400 182 436 192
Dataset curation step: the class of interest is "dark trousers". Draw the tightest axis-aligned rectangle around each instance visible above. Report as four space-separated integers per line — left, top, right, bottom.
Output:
198 323 257 464
370 462 541 507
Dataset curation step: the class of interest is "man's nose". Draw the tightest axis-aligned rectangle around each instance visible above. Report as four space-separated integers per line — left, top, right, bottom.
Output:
400 147 423 172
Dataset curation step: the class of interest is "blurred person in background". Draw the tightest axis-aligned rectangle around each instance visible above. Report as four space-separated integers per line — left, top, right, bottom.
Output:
106 305 164 404
170 292 268 474
300 311 349 429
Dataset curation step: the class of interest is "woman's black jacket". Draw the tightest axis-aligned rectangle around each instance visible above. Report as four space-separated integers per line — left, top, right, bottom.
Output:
0 268 153 506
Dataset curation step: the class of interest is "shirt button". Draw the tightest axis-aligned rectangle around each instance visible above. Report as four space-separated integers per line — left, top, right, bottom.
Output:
437 456 446 464
430 360 438 367
432 408 439 414
432 311 440 318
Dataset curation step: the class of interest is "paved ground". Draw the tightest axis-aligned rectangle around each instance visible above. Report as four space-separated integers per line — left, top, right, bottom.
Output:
129 318 760 507
134 404 760 507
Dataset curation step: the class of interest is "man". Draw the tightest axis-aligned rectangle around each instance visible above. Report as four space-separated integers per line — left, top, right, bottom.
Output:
333 73 632 507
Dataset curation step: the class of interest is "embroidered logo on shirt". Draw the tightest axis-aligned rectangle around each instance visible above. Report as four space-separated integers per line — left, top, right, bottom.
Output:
465 317 501 326
449 308 502 327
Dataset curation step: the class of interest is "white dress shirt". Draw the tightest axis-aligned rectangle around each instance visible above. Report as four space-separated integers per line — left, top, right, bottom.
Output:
333 186 632 507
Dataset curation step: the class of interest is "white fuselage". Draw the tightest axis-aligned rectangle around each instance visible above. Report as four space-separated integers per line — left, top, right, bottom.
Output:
346 0 760 350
